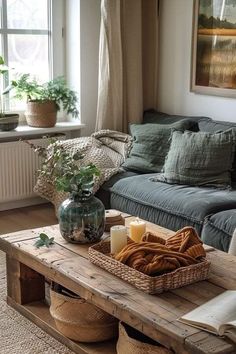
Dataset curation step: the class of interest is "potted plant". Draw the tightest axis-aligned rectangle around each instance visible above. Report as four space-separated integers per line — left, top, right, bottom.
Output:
10 74 79 128
0 56 19 131
27 138 105 243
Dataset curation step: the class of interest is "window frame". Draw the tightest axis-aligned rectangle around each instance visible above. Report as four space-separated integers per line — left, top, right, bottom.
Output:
0 0 65 114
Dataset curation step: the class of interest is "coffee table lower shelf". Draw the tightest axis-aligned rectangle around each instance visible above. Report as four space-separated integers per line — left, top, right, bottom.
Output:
7 296 117 354
2 223 236 354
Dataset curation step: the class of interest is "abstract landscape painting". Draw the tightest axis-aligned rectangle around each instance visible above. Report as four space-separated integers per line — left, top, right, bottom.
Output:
192 0 236 96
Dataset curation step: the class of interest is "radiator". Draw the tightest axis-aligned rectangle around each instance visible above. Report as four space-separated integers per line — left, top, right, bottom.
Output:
0 136 64 210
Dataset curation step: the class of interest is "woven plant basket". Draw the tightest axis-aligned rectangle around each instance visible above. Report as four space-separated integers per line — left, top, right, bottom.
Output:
117 322 173 354
49 288 118 342
25 100 57 127
88 241 210 294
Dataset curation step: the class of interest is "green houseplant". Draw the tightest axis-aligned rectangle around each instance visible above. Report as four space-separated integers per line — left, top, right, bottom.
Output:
0 56 19 131
11 74 79 128
27 138 105 244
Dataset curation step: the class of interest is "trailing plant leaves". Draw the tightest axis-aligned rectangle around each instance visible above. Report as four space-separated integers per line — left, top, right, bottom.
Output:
24 137 101 194
34 233 55 248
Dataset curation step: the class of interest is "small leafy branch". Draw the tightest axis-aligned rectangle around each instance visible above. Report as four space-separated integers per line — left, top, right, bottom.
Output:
35 233 55 248
24 137 100 195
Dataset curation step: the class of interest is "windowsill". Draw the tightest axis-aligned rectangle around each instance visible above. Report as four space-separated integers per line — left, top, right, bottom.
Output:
0 121 85 140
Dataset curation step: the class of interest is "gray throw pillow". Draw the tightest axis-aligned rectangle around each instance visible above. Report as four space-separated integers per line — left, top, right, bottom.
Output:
122 120 199 173
155 129 236 188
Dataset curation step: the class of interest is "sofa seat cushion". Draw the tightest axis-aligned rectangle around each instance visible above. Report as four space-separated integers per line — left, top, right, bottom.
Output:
110 174 236 234
201 210 236 252
96 170 140 209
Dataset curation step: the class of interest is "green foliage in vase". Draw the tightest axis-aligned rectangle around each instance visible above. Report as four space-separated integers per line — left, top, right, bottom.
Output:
10 74 79 117
25 137 100 195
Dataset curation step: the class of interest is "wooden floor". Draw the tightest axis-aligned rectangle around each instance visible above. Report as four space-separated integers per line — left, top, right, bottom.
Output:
0 203 57 235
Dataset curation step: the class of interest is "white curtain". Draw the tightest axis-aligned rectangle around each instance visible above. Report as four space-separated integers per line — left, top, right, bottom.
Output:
96 0 159 133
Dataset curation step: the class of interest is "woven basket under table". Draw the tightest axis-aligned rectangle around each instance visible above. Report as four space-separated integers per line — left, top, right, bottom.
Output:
88 241 210 294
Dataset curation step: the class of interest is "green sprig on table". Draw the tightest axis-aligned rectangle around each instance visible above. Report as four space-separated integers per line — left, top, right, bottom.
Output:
34 233 55 248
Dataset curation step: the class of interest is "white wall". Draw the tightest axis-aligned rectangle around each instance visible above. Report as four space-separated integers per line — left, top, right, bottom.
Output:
158 0 236 122
66 0 101 135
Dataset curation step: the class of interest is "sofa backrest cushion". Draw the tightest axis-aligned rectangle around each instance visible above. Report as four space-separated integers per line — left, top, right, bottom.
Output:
198 119 236 133
122 120 199 173
143 109 212 126
143 110 236 184
154 129 236 188
198 119 236 184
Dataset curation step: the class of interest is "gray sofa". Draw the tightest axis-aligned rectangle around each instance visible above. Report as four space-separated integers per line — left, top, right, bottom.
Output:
97 111 236 252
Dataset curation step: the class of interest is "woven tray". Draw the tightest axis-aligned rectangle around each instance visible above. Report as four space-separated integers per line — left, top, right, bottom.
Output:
88 241 210 294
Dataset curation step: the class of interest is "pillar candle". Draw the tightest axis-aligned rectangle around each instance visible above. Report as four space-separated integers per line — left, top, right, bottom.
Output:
129 217 146 243
110 225 127 254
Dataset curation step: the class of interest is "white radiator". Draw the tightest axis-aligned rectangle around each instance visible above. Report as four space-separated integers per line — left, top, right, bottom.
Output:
0 136 64 210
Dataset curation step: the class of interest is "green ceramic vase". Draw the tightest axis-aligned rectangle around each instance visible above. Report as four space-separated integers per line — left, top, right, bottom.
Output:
58 190 105 244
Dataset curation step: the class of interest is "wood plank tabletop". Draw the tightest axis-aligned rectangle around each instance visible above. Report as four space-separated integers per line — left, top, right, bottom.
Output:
0 218 236 354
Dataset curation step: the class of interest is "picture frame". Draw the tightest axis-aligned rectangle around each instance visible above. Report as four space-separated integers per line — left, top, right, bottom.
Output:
191 0 236 98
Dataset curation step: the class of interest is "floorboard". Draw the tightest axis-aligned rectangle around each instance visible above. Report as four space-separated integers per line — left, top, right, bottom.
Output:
0 203 57 234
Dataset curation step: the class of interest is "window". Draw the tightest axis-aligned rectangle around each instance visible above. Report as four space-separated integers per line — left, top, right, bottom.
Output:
0 0 64 111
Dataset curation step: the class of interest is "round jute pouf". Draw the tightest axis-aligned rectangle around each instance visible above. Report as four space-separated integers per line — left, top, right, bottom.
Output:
117 322 173 354
50 288 118 342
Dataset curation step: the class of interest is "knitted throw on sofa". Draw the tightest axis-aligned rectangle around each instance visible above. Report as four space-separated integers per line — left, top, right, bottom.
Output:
34 130 133 211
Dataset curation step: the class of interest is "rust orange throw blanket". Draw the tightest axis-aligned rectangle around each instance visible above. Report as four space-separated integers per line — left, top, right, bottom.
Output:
115 227 206 275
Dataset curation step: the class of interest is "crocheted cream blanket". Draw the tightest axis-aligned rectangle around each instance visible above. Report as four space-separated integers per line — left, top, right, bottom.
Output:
34 130 132 211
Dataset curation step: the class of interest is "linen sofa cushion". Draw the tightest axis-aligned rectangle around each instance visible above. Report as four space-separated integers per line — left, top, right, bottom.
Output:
157 129 236 188
122 120 199 173
198 119 236 184
110 174 236 235
201 209 236 252
142 111 236 183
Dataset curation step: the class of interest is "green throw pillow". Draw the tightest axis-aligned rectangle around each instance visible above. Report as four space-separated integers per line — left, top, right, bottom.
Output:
122 120 199 173
156 129 236 188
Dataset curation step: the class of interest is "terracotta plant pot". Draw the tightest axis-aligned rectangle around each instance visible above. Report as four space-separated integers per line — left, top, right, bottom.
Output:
0 113 19 131
49 286 118 342
25 100 57 128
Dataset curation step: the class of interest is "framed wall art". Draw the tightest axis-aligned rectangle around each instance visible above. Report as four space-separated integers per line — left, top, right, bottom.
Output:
191 0 236 97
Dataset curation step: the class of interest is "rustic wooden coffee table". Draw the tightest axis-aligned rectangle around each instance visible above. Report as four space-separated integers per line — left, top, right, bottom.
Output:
0 214 236 354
